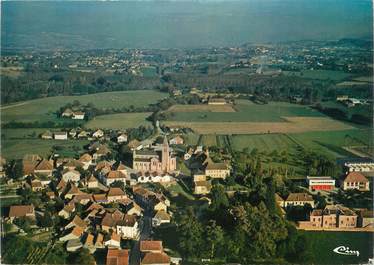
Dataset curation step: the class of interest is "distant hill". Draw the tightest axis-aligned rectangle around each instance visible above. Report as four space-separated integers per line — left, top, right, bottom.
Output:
1 0 373 50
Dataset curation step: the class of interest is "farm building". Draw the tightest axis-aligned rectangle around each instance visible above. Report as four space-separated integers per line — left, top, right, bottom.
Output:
307 176 336 191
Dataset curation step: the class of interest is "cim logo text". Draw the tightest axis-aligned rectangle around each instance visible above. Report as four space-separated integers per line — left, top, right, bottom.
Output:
333 246 360 257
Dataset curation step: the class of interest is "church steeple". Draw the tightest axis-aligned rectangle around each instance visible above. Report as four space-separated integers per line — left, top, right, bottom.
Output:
161 136 169 172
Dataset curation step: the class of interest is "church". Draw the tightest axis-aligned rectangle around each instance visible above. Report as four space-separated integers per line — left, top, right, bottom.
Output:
132 137 176 173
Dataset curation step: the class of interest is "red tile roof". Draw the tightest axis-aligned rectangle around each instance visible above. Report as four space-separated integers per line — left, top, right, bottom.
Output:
9 205 34 218
344 172 369 183
106 249 129 265
140 241 163 253
141 252 170 264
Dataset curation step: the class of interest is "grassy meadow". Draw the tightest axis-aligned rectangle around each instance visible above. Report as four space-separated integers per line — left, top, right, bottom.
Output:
85 112 152 130
1 90 167 123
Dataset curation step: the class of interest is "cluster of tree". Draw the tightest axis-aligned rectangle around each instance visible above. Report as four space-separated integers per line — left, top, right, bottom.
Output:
175 171 311 263
1 234 95 265
299 149 339 177
3 120 82 129
1 70 160 104
313 104 371 126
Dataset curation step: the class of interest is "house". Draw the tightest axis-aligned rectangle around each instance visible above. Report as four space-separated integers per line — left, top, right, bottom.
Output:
342 172 370 191
34 159 53 176
275 194 284 208
41 130 53 139
133 137 176 173
66 238 83 252
140 241 170 265
205 162 230 179
107 188 127 202
106 249 129 265
93 145 111 160
194 181 211 195
184 149 193 160
58 202 76 219
121 201 143 217
284 193 314 208
141 252 170 265
140 241 163 253
116 214 139 239
136 173 172 184
169 136 184 145
84 233 96 253
79 154 93 170
30 180 43 192
117 134 128 144
54 131 68 140
62 108 74 117
22 154 41 176
8 205 35 222
208 98 226 105
72 111 85 120
94 194 108 204
65 185 84 199
64 159 84 170
307 176 335 191
87 175 100 189
152 210 171 227
127 139 142 151
104 232 121 248
56 179 67 194
65 215 87 231
357 209 374 228
59 226 84 242
62 169 81 183
104 170 127 186
73 193 93 205
299 205 357 229
345 162 374 175
46 191 56 199
93 129 104 139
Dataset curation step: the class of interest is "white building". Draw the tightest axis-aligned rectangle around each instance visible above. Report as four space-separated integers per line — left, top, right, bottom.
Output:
54 132 68 140
137 173 172 184
72 112 85 120
62 169 81 183
116 215 139 239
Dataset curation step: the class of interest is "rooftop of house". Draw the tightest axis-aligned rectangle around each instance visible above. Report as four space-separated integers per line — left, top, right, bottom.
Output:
154 210 170 221
344 172 369 183
141 252 170 265
34 159 53 171
107 187 126 197
9 205 34 218
106 170 126 179
286 193 313 202
106 249 129 265
140 240 163 253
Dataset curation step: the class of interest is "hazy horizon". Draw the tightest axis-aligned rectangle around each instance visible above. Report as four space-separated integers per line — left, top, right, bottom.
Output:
2 0 373 50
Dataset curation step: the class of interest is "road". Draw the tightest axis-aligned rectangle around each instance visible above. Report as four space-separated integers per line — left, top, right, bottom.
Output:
129 211 153 265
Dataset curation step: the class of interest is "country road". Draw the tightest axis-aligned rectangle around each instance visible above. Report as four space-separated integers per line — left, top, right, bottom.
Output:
129 212 153 265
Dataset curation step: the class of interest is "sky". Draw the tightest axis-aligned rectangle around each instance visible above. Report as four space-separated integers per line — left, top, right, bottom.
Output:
1 0 373 50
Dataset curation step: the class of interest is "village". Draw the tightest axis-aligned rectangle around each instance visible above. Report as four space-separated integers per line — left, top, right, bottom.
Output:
1 117 373 265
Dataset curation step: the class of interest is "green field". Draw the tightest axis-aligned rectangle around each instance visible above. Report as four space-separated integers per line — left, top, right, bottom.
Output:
85 112 152 130
301 231 373 264
231 133 296 152
2 138 90 160
1 90 167 123
290 129 372 157
283 70 353 81
165 100 323 123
